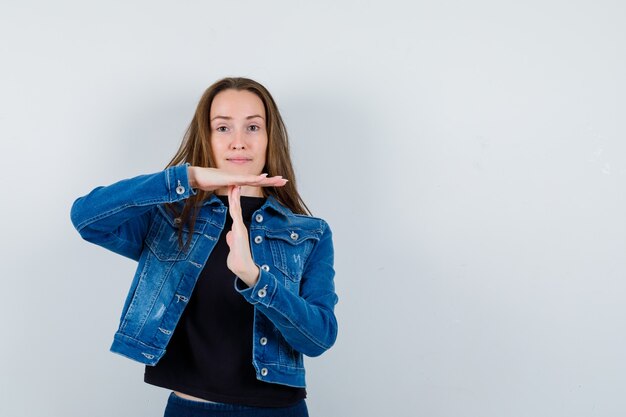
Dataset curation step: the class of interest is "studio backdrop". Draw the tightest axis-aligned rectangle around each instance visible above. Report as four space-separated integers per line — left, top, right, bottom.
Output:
1 1 625 416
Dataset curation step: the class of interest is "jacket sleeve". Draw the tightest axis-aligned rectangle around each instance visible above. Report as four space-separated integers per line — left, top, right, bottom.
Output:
70 163 196 261
235 220 339 357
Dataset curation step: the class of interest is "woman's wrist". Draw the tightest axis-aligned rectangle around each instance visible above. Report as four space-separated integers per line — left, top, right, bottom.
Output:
187 166 197 188
238 265 260 288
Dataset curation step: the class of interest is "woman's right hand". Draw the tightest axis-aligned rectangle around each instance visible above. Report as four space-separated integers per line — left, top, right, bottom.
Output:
187 166 288 192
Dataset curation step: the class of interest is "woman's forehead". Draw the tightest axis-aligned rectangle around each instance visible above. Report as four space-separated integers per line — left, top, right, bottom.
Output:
210 89 265 119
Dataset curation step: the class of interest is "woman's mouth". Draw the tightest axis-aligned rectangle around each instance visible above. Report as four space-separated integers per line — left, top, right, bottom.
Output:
227 158 252 164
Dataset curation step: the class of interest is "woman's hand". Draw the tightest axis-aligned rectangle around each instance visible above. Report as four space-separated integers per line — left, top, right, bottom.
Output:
187 166 287 193
225 185 260 287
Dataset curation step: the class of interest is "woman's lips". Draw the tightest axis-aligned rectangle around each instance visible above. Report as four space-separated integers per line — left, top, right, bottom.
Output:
227 158 252 164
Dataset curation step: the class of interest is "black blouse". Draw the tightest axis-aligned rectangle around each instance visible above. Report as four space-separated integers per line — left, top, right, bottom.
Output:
144 195 306 407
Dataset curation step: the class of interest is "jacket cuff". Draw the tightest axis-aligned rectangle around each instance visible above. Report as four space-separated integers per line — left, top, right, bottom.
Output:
234 267 277 306
166 163 197 201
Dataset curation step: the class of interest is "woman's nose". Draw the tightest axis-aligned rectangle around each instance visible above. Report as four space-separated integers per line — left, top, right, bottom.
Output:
231 130 246 150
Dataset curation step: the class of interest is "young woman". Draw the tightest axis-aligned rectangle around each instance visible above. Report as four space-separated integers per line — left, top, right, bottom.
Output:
70 77 338 417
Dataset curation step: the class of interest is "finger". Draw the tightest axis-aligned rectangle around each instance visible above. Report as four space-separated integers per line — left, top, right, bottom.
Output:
231 174 271 185
227 185 236 219
250 177 288 187
228 185 244 225
257 178 289 188
265 177 289 186
232 173 287 186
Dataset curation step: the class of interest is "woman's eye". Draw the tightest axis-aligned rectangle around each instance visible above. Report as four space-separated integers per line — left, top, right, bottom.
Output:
248 125 260 132
216 126 228 132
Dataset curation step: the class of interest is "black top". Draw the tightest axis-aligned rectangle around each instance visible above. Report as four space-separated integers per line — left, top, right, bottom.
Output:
144 195 307 407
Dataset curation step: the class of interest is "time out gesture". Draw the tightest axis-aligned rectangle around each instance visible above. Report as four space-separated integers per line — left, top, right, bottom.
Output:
187 166 288 287
187 166 287 195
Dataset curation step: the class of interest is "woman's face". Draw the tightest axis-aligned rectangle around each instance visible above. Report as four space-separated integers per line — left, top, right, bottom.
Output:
209 89 268 176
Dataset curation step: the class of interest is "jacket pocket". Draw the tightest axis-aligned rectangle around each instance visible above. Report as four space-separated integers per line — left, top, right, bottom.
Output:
276 329 305 369
266 229 319 282
145 207 206 261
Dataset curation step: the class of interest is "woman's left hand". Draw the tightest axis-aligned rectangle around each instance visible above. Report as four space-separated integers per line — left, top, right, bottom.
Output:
225 185 260 287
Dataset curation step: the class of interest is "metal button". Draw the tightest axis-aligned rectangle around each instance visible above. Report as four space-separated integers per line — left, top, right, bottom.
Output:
261 368 268 376
254 236 263 244
261 264 270 272
258 288 267 298
174 217 182 225
255 214 263 223
260 337 268 346
290 232 299 240
175 180 185 195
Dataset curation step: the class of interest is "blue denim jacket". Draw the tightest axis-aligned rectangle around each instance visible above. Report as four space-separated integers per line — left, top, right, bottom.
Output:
70 164 338 388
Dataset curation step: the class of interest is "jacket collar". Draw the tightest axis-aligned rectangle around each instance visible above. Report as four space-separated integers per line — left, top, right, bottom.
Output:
264 194 292 217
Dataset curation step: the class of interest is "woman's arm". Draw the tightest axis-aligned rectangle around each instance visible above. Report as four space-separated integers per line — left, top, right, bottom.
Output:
70 164 195 261
224 184 338 357
235 221 338 357
70 166 288 261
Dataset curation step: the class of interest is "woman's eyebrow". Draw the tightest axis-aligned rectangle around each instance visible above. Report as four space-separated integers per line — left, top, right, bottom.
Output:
210 114 265 121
